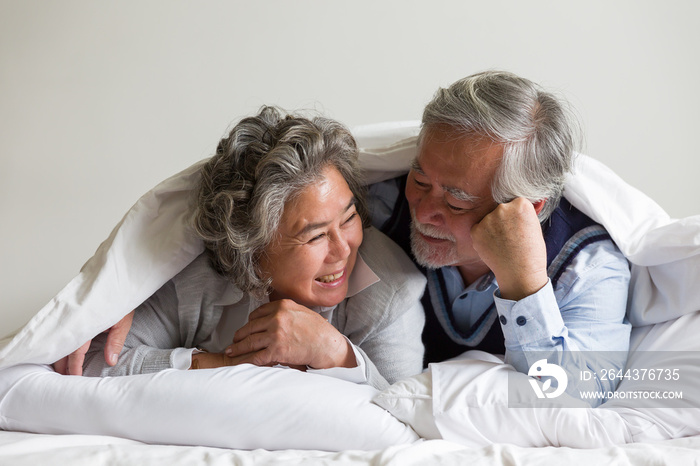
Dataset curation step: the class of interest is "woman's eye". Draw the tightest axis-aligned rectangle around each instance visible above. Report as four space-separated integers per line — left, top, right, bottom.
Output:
343 212 358 225
308 233 325 243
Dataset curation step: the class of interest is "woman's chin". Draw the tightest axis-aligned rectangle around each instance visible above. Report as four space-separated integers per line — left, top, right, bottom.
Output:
305 285 348 309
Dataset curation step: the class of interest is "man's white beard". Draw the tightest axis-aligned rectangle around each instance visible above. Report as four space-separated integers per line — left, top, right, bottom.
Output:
409 219 459 269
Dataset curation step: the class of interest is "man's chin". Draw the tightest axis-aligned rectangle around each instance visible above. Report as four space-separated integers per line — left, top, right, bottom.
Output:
414 255 455 270
410 238 457 269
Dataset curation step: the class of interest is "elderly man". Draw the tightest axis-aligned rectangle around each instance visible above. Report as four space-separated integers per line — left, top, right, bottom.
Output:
369 71 631 404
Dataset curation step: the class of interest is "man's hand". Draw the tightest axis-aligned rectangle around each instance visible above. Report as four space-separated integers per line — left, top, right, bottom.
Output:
52 310 135 375
471 198 548 301
223 299 355 370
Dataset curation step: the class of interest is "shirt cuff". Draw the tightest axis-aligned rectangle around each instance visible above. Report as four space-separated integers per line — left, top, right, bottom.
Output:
171 347 197 370
494 279 566 349
306 337 367 384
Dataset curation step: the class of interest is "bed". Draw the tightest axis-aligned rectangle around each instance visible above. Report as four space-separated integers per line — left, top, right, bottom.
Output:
1 122 699 465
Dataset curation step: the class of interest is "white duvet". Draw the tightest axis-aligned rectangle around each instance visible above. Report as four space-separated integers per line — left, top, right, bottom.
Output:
1 122 699 453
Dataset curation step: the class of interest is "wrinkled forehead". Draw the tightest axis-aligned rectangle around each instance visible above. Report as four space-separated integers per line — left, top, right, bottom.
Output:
278 166 355 233
416 127 503 190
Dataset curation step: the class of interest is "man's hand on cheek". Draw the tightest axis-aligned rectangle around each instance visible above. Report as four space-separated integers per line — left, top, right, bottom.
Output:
470 197 548 301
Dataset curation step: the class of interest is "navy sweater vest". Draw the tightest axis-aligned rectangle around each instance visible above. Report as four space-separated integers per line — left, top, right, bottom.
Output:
378 175 611 367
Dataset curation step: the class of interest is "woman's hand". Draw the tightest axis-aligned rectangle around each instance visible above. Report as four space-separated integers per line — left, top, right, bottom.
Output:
52 310 135 375
222 299 356 370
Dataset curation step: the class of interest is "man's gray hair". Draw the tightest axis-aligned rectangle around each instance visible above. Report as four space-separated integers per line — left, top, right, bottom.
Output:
193 106 368 297
421 70 580 221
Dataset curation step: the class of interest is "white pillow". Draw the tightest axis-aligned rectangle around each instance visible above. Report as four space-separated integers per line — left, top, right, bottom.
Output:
0 363 418 451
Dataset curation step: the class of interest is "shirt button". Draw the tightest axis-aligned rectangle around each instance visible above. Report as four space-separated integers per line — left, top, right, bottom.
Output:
516 316 527 326
459 293 468 300
499 315 507 325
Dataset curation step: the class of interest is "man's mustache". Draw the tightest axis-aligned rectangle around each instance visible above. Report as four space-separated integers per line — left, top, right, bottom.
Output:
411 217 456 242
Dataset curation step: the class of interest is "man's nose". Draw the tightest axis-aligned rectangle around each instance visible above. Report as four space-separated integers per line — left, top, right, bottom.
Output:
413 192 444 226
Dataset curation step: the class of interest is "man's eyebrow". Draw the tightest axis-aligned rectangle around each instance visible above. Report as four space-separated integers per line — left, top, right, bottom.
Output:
445 186 479 203
410 159 425 175
411 159 479 203
294 198 357 238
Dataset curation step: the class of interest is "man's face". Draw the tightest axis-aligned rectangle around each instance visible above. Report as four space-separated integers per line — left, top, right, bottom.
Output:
405 128 502 277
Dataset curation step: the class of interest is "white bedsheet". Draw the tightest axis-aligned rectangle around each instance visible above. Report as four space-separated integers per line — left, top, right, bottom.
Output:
1 430 700 466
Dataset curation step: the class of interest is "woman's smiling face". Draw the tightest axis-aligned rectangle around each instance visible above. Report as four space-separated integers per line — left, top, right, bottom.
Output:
259 165 364 308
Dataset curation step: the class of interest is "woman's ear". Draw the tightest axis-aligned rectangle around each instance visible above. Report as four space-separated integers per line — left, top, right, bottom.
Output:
532 199 547 215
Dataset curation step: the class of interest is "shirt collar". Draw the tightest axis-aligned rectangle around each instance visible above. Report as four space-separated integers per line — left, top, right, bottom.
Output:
346 251 380 298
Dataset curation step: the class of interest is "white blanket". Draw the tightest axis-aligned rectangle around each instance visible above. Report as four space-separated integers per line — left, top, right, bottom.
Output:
1 121 699 452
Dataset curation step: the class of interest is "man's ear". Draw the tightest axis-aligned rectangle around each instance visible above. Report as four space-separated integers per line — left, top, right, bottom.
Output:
533 199 547 215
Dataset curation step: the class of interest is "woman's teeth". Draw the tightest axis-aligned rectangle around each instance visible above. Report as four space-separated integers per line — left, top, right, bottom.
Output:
316 270 344 283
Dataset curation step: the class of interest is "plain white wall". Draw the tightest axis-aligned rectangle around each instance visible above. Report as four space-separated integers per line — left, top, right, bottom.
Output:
1 0 698 338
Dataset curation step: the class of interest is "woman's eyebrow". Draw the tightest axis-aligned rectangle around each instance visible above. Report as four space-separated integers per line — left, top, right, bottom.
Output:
293 198 357 238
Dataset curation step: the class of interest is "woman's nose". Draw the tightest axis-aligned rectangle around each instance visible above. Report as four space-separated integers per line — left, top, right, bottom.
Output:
328 231 351 260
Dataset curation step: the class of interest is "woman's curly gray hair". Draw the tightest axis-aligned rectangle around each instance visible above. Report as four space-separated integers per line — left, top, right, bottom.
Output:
193 106 369 297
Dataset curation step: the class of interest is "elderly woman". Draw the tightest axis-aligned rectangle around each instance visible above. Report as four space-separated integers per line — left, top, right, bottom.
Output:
82 106 426 389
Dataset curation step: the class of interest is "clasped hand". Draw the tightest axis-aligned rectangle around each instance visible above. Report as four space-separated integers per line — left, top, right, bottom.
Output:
192 299 356 371
224 299 355 369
